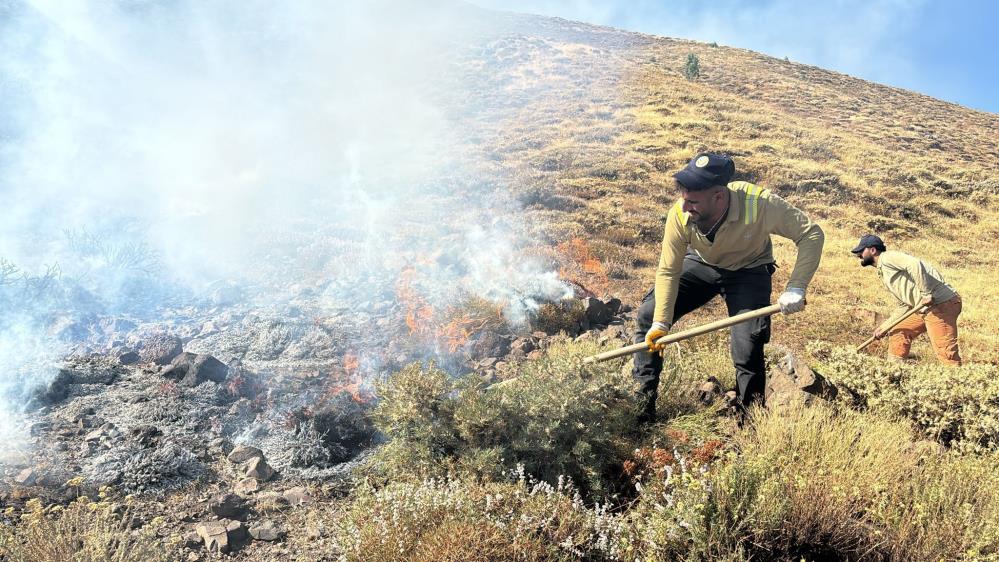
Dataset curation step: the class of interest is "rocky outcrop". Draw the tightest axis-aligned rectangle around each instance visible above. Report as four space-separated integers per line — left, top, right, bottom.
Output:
766 349 838 407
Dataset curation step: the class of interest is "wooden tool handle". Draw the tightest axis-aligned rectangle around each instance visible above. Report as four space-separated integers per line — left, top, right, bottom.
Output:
583 304 783 364
855 303 926 352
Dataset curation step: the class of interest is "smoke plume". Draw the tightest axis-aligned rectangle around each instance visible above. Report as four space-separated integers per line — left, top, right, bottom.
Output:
0 0 569 456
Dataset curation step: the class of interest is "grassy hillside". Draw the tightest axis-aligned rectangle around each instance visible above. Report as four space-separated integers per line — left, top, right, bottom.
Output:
4 8 998 562
456 11 999 363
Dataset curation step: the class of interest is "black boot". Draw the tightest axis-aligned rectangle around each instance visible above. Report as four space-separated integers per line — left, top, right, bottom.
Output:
636 391 657 425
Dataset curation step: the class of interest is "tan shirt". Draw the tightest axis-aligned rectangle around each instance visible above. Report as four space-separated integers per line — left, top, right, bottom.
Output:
876 250 958 320
653 181 825 324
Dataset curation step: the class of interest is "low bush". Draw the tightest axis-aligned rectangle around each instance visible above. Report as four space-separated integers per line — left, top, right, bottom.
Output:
331 474 624 562
0 494 171 562
684 53 700 80
350 348 999 561
371 339 638 498
532 300 586 334
624 401 999 561
808 342 999 452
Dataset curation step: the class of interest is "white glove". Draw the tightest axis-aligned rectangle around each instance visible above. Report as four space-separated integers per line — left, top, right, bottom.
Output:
777 288 806 314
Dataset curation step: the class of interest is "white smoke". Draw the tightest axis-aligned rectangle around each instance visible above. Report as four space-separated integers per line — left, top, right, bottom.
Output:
0 0 571 454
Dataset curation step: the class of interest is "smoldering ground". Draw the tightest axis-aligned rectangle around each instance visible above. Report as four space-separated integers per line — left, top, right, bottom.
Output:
0 0 580 464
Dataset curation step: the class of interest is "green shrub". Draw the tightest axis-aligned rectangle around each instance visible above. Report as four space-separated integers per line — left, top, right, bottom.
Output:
331 475 625 562
684 53 700 80
808 342 999 452
623 401 999 561
623 450 780 561
371 339 638 498
370 362 463 478
0 495 171 562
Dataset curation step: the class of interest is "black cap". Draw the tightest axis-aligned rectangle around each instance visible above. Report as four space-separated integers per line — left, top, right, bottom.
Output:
851 234 885 254
674 152 735 191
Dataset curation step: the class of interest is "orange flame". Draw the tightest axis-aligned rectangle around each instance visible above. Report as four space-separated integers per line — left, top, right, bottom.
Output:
397 266 435 337
556 238 609 296
328 353 371 404
343 352 360 375
439 307 500 353
396 264 505 353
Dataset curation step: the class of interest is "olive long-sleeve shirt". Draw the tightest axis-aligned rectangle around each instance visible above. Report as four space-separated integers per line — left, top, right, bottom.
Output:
876 250 957 322
653 181 825 324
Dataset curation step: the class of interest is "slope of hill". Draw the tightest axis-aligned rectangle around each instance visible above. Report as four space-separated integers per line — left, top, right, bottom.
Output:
3 5 998 561
453 8 999 362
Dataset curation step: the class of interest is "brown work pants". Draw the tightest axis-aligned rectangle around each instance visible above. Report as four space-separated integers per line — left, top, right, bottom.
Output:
888 295 962 365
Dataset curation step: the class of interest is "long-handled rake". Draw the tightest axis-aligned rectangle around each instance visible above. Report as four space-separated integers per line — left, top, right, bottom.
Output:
582 304 782 364
854 302 926 353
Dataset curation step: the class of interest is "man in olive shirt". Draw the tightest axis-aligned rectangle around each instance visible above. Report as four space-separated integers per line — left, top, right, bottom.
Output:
634 153 825 422
852 234 962 365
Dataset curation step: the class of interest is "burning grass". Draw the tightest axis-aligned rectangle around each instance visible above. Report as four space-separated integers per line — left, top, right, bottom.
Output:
397 267 513 354
555 237 610 298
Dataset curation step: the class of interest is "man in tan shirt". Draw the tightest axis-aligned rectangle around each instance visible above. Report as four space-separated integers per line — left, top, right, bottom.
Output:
634 152 825 422
852 234 962 365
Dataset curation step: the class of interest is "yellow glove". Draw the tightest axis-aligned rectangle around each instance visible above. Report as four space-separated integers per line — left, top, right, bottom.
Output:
645 322 671 352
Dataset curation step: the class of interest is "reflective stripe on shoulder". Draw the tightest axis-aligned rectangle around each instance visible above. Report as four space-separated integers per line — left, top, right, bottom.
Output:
743 184 769 224
672 201 688 227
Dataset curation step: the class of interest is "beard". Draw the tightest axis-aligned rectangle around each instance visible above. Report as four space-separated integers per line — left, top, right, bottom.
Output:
860 255 875 267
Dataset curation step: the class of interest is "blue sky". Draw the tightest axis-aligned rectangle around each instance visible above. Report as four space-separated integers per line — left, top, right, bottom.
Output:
472 0 998 114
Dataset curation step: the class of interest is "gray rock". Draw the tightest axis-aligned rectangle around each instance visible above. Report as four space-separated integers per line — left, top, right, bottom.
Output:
227 445 264 464
225 519 247 542
14 468 37 486
117 351 140 365
282 486 312 507
195 519 247 553
234 477 259 495
182 530 202 549
508 337 537 357
697 377 722 404
583 297 613 326
766 349 838 407
195 521 230 553
165 352 229 387
248 520 283 541
243 456 275 482
84 428 105 442
28 369 73 409
209 493 248 520
139 333 183 365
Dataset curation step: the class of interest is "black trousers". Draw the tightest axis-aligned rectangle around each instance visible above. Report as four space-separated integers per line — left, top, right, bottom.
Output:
633 255 774 409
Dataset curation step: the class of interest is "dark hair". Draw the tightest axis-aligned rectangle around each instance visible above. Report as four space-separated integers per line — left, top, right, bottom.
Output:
873 244 887 253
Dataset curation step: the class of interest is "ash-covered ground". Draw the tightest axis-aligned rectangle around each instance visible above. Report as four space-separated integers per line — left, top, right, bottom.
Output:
1 278 629 557
0 1 644 557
